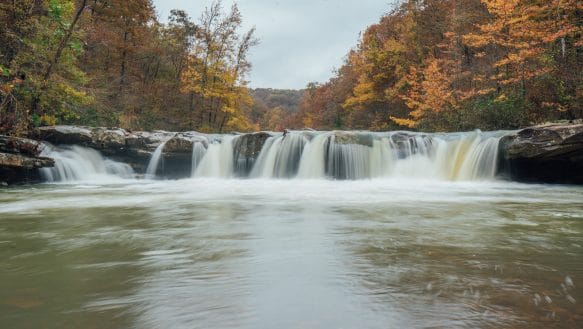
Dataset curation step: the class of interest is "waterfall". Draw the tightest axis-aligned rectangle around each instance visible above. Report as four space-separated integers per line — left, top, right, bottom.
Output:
452 134 501 180
250 133 307 178
191 142 208 177
250 137 279 178
297 133 330 179
40 145 134 182
273 133 306 178
292 130 504 181
39 130 507 182
145 141 169 179
193 136 236 178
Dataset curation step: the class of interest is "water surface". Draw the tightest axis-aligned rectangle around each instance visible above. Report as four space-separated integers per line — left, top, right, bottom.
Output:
1 179 582 328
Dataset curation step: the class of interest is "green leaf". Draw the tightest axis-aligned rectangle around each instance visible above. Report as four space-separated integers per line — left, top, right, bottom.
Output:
0 65 9 77
31 114 42 127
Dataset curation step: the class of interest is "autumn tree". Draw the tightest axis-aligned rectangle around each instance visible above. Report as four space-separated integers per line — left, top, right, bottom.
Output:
180 1 258 132
464 0 583 122
1 0 91 135
296 0 580 132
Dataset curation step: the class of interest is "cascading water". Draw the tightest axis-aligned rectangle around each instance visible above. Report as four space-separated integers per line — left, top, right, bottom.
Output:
250 136 279 178
249 133 307 178
38 129 508 183
191 142 208 177
254 130 504 181
297 133 330 179
193 136 236 178
40 145 134 182
145 140 170 178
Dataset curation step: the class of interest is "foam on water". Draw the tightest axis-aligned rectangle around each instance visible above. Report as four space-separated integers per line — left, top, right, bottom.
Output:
40 145 134 183
41 130 507 183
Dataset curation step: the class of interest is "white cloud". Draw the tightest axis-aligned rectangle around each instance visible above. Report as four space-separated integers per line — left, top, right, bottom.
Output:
152 0 393 89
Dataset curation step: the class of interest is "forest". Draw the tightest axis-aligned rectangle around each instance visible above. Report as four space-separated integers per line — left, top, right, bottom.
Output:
0 0 581 136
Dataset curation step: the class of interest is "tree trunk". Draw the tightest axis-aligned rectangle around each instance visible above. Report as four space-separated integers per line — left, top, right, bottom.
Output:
43 0 88 82
219 113 228 133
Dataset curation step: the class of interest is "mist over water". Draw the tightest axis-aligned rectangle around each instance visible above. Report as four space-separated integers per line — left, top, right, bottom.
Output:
2 131 582 328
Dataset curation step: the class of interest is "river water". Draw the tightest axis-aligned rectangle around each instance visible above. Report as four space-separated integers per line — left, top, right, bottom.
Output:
1 177 582 328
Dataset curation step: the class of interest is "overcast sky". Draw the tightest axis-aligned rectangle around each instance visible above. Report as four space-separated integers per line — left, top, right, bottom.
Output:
152 0 394 89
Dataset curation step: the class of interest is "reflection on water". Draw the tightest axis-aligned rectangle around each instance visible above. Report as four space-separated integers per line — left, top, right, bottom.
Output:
0 179 582 328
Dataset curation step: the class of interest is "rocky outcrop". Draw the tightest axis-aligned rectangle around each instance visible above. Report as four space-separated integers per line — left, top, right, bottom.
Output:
33 126 180 173
0 135 45 157
233 132 272 176
0 153 54 170
332 131 374 147
34 126 126 150
154 134 209 179
499 123 583 184
0 136 54 185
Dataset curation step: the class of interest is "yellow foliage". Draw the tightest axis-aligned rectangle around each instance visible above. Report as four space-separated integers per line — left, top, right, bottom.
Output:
40 114 58 126
389 116 418 128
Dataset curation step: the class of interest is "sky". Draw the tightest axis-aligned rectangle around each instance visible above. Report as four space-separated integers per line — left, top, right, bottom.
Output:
152 0 394 89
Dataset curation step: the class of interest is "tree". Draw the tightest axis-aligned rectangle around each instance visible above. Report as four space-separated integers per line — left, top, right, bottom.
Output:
1 0 92 135
180 1 258 132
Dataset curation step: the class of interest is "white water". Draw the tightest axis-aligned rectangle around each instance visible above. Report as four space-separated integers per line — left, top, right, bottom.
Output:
251 130 503 181
39 130 507 183
297 133 330 178
250 137 279 178
251 134 307 178
145 141 169 178
40 145 134 182
191 142 208 176
193 136 235 178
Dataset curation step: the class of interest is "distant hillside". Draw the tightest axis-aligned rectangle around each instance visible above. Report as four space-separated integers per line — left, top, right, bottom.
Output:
250 89 305 114
248 88 305 131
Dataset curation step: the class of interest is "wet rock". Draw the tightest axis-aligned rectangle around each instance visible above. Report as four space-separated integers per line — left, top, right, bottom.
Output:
499 123 583 184
33 126 185 173
34 125 94 145
155 134 206 179
163 135 194 154
34 125 128 155
0 135 45 157
233 132 273 177
502 124 583 159
332 131 374 147
234 132 272 159
91 127 126 153
0 135 54 184
0 152 54 169
0 152 54 185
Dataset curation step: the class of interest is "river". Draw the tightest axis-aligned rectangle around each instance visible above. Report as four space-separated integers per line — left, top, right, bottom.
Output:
1 177 582 328
2 130 583 328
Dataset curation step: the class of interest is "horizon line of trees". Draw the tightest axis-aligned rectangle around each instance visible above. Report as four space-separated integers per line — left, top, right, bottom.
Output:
1 0 581 136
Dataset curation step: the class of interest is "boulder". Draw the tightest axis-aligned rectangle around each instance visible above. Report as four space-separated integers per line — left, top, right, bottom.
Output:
234 132 272 159
155 134 206 179
91 127 126 153
0 152 54 185
34 125 94 145
499 123 583 184
233 132 273 177
0 135 54 185
332 131 374 147
33 126 184 173
0 135 45 157
0 152 54 170
163 135 195 155
34 125 128 155
502 124 583 159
